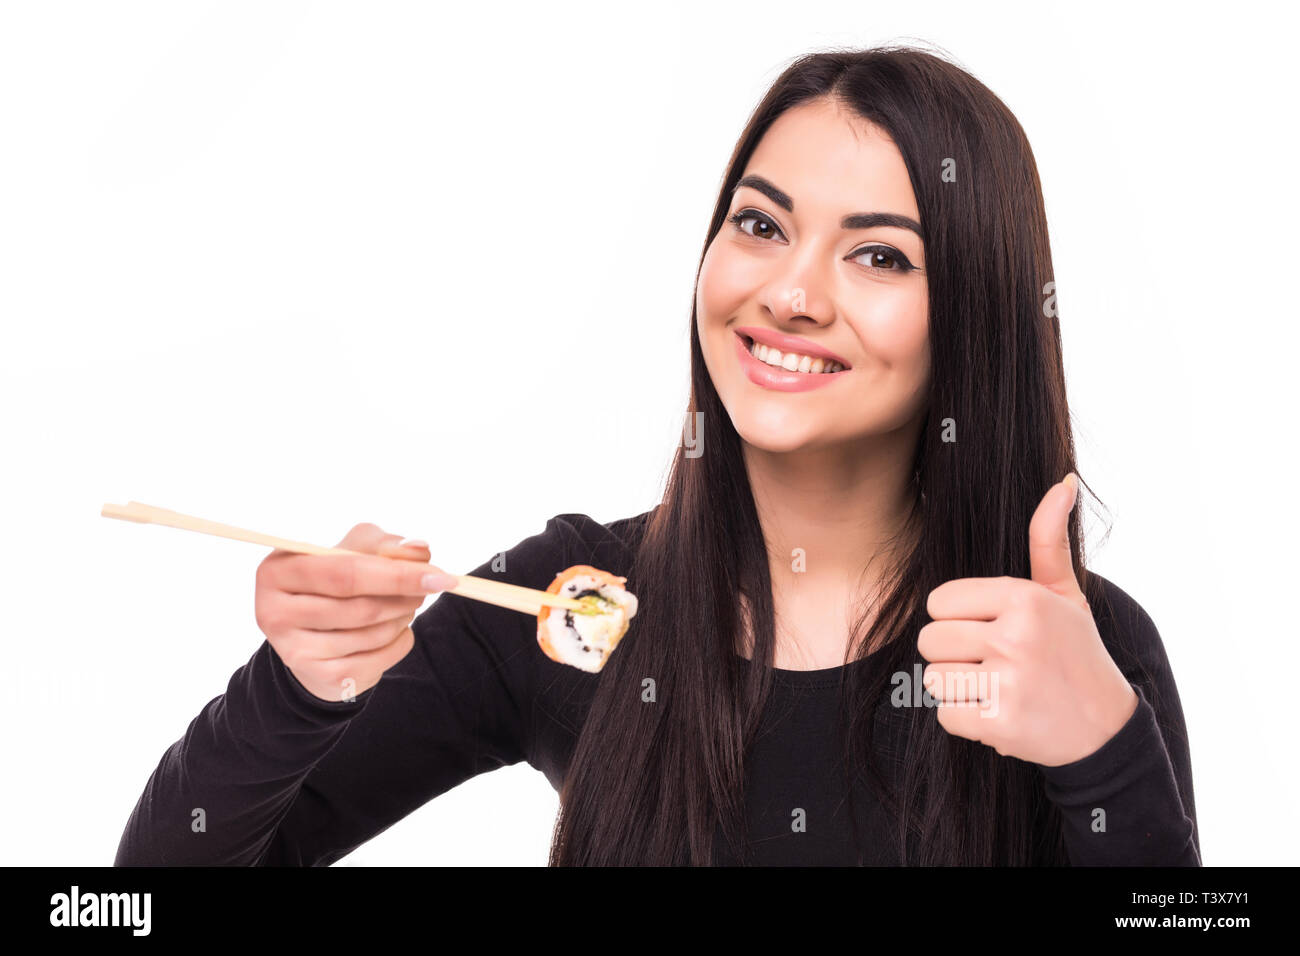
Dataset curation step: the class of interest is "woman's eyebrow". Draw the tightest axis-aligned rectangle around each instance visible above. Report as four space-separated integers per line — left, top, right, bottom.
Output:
734 175 923 237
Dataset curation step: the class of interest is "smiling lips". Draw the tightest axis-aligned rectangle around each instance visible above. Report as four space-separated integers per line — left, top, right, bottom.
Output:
737 326 851 369
733 327 850 392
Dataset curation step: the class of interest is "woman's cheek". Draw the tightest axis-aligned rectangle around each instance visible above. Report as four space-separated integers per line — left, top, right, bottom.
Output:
842 290 930 419
697 241 761 324
851 286 928 366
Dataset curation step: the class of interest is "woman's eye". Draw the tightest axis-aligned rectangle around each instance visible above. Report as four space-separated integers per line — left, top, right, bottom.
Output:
727 209 783 241
850 245 913 273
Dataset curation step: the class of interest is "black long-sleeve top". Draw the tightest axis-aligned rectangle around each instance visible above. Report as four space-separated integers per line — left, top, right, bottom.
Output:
113 510 1200 866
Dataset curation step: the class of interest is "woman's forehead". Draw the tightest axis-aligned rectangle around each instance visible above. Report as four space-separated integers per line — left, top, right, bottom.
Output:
743 100 919 222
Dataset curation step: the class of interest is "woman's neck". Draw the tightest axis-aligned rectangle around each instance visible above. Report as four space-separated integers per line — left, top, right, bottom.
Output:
740 429 920 668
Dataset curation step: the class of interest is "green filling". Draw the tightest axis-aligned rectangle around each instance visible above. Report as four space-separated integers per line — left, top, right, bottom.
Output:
573 594 613 616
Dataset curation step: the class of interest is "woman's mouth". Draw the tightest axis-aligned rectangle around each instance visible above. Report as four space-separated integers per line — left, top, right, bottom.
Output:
733 332 848 393
739 333 846 373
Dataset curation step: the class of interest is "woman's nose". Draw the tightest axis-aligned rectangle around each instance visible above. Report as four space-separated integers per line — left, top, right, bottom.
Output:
760 278 834 326
757 241 836 324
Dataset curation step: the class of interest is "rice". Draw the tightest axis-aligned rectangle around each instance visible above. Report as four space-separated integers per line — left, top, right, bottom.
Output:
536 565 639 673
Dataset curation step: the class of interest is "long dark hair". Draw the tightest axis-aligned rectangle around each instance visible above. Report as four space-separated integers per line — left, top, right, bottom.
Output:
549 44 1126 865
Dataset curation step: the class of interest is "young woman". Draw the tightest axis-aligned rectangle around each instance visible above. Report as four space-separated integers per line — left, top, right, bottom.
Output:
115 45 1199 867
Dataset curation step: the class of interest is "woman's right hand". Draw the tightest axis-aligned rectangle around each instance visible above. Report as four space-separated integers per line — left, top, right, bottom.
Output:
254 523 459 703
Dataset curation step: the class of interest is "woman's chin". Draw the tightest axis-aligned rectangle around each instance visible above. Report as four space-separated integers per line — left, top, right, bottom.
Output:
731 416 827 455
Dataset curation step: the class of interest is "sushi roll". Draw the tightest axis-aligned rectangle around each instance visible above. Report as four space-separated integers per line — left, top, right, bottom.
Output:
536 565 638 673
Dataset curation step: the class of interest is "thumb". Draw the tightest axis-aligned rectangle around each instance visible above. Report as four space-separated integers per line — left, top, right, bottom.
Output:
379 535 432 561
1027 473 1083 601
337 523 431 561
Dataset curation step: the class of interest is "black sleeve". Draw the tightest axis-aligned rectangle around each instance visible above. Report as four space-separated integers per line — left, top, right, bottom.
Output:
1037 576 1200 866
114 516 572 866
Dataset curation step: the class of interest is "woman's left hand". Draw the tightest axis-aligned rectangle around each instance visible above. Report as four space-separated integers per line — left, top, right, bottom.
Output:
918 474 1139 767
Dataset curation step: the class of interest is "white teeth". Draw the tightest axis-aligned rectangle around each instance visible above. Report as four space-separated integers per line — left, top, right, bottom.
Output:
748 339 843 373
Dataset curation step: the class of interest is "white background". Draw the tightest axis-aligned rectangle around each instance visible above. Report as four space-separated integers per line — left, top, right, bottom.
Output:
1 0 1294 866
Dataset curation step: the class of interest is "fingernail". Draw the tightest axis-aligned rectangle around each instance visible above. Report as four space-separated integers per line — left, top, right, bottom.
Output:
399 538 429 549
421 572 457 592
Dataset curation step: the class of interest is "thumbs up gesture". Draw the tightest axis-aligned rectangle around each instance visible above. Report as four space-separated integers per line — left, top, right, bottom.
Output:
919 474 1139 767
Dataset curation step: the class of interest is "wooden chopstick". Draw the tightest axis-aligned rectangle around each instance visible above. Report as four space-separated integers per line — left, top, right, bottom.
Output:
100 500 589 615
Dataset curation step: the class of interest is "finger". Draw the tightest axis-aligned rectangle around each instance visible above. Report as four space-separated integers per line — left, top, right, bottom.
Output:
934 700 993 745
295 611 417 660
926 576 1024 621
274 551 454 598
377 536 432 561
1028 473 1084 601
922 662 996 702
340 524 431 561
917 619 990 663
335 522 391 552
331 623 417 676
273 591 426 631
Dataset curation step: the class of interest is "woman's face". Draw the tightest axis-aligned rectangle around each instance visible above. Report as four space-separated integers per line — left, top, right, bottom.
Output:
696 96 930 454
